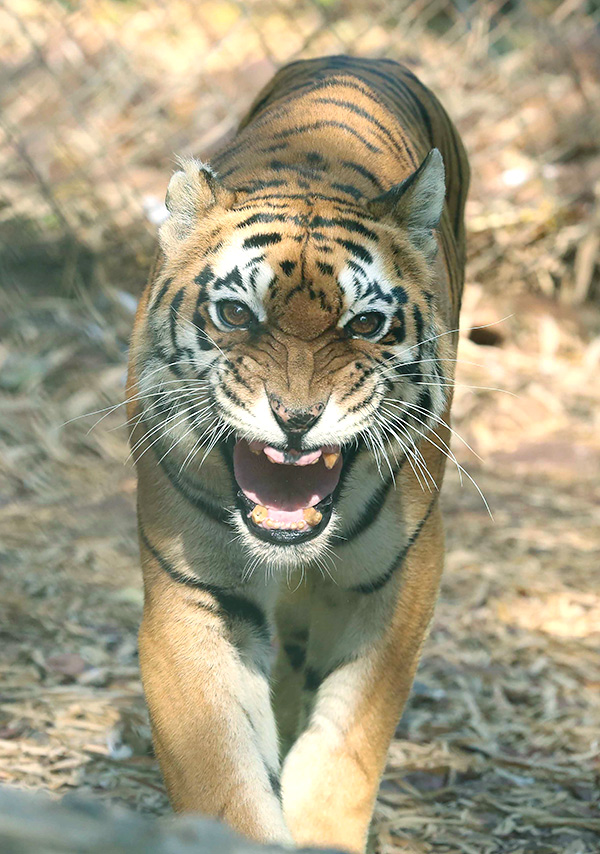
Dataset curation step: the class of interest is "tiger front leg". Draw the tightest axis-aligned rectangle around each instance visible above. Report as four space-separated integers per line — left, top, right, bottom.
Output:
281 506 444 853
138 533 290 845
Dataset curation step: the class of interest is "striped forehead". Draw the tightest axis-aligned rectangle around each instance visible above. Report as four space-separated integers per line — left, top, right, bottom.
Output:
205 212 409 327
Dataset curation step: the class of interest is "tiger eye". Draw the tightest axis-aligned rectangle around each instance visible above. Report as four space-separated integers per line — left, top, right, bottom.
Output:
216 300 254 329
346 311 385 338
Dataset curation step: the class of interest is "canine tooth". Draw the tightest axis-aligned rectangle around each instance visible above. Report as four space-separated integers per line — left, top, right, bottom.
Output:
249 446 262 455
323 451 340 469
303 507 322 527
251 505 268 524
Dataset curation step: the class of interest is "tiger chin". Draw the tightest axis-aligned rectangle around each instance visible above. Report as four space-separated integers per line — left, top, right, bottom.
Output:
127 56 468 853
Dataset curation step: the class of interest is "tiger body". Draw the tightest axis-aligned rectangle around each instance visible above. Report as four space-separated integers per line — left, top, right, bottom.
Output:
127 56 469 852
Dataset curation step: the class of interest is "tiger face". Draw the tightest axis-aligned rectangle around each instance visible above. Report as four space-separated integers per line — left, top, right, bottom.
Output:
132 152 452 564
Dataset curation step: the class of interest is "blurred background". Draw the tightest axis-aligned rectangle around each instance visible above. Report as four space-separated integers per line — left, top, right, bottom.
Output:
1 1 599 852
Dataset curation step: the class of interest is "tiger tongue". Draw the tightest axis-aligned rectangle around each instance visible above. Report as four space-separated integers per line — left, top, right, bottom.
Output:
233 440 342 512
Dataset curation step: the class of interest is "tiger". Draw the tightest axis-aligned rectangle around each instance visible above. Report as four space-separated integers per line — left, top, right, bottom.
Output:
126 55 469 853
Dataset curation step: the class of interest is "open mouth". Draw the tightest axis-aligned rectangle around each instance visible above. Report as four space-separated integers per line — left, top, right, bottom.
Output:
233 440 343 544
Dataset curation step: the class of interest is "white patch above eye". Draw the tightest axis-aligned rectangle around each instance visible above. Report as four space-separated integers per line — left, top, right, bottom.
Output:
210 239 274 324
337 258 396 337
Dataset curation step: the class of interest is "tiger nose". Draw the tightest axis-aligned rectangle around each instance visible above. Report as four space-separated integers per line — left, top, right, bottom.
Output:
268 395 325 435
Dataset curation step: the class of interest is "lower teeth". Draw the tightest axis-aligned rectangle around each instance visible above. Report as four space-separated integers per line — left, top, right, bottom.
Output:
248 502 324 531
251 505 268 524
303 507 323 526
248 508 318 531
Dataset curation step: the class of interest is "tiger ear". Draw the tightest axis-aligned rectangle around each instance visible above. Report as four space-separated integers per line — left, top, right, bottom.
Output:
159 158 235 255
367 149 445 259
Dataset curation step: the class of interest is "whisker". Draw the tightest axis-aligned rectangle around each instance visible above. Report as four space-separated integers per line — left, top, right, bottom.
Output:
387 315 513 360
178 404 224 473
375 416 435 492
156 414 217 468
377 365 517 398
288 565 306 594
73 376 213 437
173 307 226 358
384 398 484 464
381 405 492 518
380 407 462 487
60 379 199 430
128 397 212 460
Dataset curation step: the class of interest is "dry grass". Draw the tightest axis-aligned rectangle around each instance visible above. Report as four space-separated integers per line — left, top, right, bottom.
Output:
1 1 600 852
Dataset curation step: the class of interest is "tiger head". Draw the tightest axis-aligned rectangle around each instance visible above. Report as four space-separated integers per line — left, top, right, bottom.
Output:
131 152 453 567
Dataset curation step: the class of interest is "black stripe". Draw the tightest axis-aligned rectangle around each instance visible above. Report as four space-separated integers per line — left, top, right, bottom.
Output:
301 655 356 694
347 389 380 414
242 232 282 250
283 643 306 671
151 437 233 525
220 379 246 410
260 141 289 154
268 159 324 181
238 191 363 212
311 215 378 241
316 261 334 276
450 132 466 240
341 159 384 192
335 238 373 264
234 179 288 193
304 666 322 692
338 458 406 542
241 66 380 125
272 121 382 154
282 74 386 114
150 279 171 314
269 771 281 799
339 366 378 402
239 212 287 228
313 96 404 154
350 497 437 594
139 525 269 638
153 344 183 378
400 69 435 143
194 264 214 295
308 61 419 166
332 441 361 502
331 182 363 201
169 289 185 353
318 60 423 145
